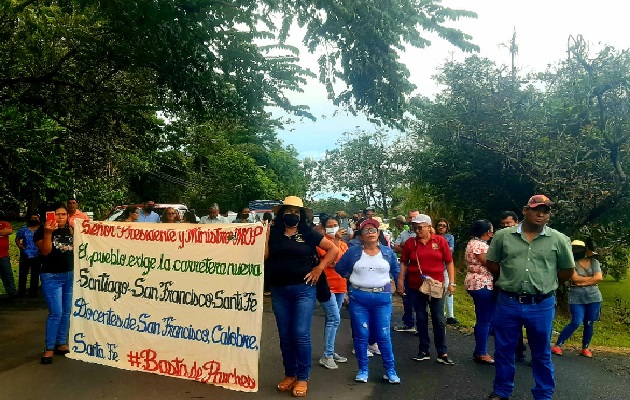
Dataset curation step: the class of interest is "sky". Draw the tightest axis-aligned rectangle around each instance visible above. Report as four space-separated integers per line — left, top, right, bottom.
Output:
271 0 630 159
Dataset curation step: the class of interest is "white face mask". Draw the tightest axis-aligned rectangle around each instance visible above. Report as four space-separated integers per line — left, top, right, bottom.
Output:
325 227 339 236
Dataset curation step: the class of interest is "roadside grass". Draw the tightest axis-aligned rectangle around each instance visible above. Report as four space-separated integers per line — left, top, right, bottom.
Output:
452 267 630 352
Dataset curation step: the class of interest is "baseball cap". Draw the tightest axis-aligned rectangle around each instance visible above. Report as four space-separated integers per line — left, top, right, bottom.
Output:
526 194 553 209
359 218 380 230
410 214 432 225
394 215 406 223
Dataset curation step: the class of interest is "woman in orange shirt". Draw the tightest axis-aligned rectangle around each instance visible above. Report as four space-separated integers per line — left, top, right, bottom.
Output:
317 215 349 370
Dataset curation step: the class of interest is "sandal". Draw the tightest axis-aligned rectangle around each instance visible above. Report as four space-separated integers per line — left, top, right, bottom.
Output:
54 344 70 355
292 380 308 397
473 354 495 365
277 376 297 392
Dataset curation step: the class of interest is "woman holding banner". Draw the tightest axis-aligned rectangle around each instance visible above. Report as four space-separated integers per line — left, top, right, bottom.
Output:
34 203 74 365
161 207 180 223
121 206 139 222
266 196 338 397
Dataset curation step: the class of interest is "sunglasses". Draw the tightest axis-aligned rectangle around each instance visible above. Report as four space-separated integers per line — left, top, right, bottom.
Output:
363 228 378 234
436 224 447 228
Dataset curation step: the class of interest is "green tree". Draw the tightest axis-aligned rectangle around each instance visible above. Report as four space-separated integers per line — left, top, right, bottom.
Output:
316 129 411 217
1 0 479 213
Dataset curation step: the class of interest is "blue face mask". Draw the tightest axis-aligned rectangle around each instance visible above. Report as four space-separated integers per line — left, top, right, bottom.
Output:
282 213 300 227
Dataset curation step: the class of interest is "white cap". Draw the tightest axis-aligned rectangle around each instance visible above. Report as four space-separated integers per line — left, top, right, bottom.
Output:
411 214 432 225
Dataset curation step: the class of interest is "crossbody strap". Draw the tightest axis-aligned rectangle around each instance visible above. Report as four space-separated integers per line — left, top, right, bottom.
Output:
414 239 423 276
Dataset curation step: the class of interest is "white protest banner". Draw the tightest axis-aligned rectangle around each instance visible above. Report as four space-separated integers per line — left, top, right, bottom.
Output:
68 220 265 392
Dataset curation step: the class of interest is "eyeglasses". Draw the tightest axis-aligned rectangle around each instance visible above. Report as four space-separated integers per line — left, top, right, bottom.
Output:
166 212 177 215
363 228 378 234
413 225 430 231
436 224 447 228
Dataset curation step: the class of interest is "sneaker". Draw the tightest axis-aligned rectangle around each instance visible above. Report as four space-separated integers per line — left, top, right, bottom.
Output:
515 352 526 362
436 354 455 365
580 348 593 358
551 345 563 356
446 317 459 325
367 343 381 355
412 352 431 361
355 370 368 383
393 325 416 332
333 353 348 363
319 356 338 370
352 349 374 357
383 370 401 384
487 392 510 400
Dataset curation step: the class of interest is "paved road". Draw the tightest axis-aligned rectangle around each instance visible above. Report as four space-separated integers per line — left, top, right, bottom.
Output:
0 296 628 400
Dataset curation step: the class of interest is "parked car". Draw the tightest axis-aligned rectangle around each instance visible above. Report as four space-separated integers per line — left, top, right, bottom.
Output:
102 203 190 222
248 199 282 222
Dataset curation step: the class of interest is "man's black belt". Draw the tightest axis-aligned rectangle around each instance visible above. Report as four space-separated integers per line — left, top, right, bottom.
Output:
500 289 554 304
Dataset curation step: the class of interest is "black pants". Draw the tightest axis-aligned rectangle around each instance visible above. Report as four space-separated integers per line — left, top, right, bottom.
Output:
18 255 40 297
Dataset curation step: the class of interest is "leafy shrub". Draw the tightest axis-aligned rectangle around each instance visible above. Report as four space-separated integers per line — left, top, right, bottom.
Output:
612 296 630 325
602 247 630 282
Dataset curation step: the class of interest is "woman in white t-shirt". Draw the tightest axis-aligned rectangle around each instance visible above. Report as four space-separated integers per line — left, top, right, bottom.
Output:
335 219 401 384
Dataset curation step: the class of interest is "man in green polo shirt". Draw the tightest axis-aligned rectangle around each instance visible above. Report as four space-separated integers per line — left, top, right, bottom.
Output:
486 195 574 400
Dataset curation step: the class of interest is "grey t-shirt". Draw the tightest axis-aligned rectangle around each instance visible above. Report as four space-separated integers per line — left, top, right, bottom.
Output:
568 258 604 304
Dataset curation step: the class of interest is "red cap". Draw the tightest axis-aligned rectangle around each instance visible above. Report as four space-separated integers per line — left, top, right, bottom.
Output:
359 218 380 230
527 194 553 208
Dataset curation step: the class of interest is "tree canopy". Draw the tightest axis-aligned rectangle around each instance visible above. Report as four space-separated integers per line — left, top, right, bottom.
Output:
1 0 478 215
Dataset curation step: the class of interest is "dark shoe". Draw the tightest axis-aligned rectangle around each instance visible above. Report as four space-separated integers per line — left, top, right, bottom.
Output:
54 345 70 355
41 350 54 365
515 352 525 362
436 354 455 365
487 392 509 400
446 317 459 325
412 352 431 361
393 325 416 332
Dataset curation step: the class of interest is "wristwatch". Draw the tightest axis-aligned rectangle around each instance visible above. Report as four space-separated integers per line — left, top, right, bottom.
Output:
449 283 457 287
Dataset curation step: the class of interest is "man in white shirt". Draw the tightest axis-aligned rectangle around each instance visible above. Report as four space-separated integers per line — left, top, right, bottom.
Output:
200 203 229 224
393 209 420 332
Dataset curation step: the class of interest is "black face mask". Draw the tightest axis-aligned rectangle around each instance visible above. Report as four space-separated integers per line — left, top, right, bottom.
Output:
145 207 154 212
282 213 300 227
573 251 586 260
27 220 40 227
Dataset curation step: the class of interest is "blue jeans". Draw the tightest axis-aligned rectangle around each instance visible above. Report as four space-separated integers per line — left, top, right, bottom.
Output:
348 289 396 373
556 302 601 348
271 284 317 380
408 289 447 355
468 288 495 356
493 291 556 400
444 268 454 318
401 277 414 327
40 271 74 349
320 292 345 358
0 256 17 296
